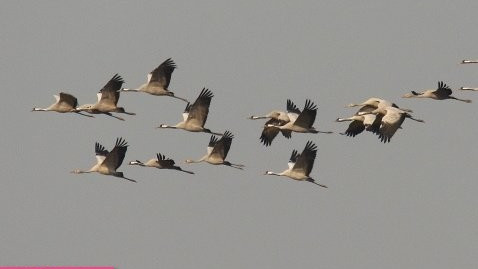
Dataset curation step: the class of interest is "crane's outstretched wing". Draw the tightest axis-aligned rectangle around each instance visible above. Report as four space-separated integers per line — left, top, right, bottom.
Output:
286 99 301 122
259 118 284 146
156 153 176 167
292 141 317 176
433 81 452 97
102 137 128 170
95 142 109 164
288 149 300 169
293 99 317 128
58 92 78 109
378 109 405 143
99 74 124 106
149 58 176 89
187 88 213 127
210 131 234 160
207 135 220 155
343 120 365 137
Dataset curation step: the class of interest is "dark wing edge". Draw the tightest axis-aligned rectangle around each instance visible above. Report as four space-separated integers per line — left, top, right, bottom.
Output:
95 142 109 156
286 99 301 114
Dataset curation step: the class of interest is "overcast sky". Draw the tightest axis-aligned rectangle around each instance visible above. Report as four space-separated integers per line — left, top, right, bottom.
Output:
1 1 478 268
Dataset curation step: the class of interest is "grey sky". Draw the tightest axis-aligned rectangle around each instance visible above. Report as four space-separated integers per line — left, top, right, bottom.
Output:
1 1 478 268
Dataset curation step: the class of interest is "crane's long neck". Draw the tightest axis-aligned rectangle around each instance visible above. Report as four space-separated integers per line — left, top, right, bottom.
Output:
157 124 178 129
129 160 145 166
185 155 208 164
336 117 354 122
413 94 427 98
460 87 478 91
185 159 203 164
402 91 426 99
158 121 186 129
249 115 269 120
32 107 48 111
265 171 283 176
346 103 365 108
75 104 98 113
70 168 93 174
121 87 140 92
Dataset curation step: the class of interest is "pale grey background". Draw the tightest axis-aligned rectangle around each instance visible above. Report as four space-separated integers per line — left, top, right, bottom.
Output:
1 1 478 268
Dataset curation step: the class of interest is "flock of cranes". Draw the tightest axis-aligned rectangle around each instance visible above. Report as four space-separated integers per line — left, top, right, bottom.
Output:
33 58 478 188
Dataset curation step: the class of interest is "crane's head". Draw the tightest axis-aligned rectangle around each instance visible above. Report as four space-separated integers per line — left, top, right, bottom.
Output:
264 171 279 176
128 160 144 166
461 60 478 64
357 107 383 116
347 98 382 108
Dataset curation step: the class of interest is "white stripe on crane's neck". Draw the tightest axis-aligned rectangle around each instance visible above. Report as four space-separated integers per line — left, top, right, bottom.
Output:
264 171 282 176
249 115 268 120
460 87 478 91
128 161 144 166
121 88 139 92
